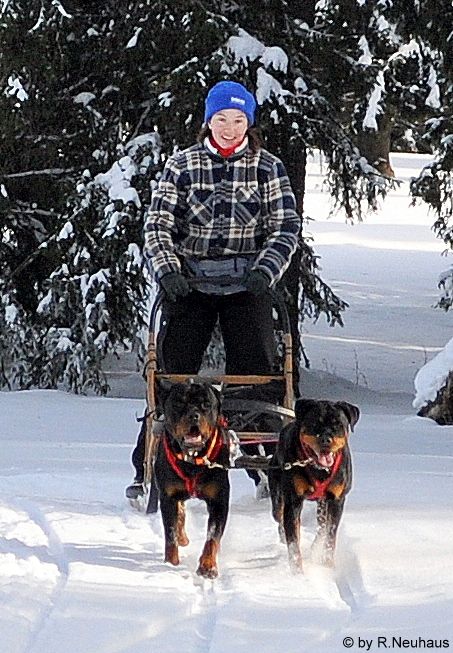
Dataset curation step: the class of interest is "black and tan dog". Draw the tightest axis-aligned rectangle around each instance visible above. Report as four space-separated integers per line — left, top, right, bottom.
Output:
153 379 230 578
268 399 360 572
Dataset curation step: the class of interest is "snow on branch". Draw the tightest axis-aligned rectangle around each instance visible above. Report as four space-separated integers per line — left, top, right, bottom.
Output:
227 29 288 72
73 92 96 107
438 266 453 311
126 27 142 49
413 337 453 411
426 65 441 109
4 168 76 178
4 75 29 102
0 0 11 16
94 132 161 212
29 5 45 32
52 1 72 19
358 35 372 65
362 71 385 130
256 68 291 111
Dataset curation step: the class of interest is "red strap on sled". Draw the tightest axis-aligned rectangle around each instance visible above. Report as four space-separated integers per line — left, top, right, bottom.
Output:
305 449 344 501
163 428 223 498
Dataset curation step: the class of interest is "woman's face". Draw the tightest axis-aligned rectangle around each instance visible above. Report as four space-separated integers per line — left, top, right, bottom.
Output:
209 109 248 148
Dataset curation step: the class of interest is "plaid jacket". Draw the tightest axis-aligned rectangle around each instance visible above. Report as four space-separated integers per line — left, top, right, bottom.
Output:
144 139 301 285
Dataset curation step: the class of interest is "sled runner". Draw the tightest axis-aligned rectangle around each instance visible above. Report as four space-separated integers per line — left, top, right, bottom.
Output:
136 276 296 513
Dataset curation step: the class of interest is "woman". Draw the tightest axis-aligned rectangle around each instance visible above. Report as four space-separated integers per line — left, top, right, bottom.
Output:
126 80 301 497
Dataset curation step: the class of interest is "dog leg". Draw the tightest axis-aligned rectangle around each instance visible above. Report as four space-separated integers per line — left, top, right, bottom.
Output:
311 499 328 563
197 495 229 579
274 503 285 544
269 470 285 543
176 501 189 547
160 495 180 566
313 496 345 567
283 494 304 573
197 540 220 579
255 471 270 500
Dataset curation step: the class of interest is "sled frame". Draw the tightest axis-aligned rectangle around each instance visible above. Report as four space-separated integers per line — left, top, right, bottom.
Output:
141 278 296 511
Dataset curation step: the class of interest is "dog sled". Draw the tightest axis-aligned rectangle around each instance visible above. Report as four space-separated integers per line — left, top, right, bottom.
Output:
136 276 296 513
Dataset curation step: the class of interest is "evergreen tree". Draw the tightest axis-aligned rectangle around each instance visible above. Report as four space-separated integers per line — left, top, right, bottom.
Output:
0 1 235 392
407 1 453 310
0 1 159 390
1 0 451 393
302 1 449 174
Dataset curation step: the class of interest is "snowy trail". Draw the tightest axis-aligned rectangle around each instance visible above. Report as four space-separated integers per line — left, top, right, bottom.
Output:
11 499 69 653
3 152 453 651
1 391 453 652
0 499 69 653
0 470 361 653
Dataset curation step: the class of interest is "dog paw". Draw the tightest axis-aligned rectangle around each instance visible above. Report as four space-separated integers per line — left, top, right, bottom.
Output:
177 532 190 547
164 544 180 566
311 539 335 567
320 554 335 568
288 544 303 573
289 558 304 574
196 564 218 579
255 478 270 500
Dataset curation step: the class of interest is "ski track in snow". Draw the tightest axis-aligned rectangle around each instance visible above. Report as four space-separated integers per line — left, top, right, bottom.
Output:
3 151 453 651
2 442 453 652
0 449 396 653
2 389 453 652
158 494 364 652
18 503 69 653
0 498 69 653
191 578 221 653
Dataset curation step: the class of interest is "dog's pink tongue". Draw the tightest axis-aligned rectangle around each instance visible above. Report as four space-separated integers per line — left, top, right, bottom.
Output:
185 433 202 446
318 452 335 468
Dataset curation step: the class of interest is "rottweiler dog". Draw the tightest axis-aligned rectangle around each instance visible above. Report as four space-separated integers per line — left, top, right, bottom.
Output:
268 399 360 572
153 379 230 578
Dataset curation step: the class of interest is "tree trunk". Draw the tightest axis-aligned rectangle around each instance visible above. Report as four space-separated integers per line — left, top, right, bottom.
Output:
417 371 453 425
280 144 307 397
357 111 395 177
253 0 315 397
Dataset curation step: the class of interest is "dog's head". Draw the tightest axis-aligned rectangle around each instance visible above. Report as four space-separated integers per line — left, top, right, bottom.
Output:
294 399 360 468
163 379 222 454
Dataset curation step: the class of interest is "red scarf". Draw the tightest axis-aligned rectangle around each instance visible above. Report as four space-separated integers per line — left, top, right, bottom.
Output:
209 136 245 158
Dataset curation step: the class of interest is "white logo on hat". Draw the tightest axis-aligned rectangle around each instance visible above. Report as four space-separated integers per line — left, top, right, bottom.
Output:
230 96 246 105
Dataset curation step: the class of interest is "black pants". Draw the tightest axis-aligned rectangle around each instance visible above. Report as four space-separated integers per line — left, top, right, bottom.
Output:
159 290 276 374
131 290 276 480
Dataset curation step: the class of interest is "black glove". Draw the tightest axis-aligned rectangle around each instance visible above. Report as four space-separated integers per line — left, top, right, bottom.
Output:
243 269 271 296
160 272 190 302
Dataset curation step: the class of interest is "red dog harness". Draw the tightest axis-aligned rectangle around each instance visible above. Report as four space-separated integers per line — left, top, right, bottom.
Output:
305 450 343 500
163 427 224 498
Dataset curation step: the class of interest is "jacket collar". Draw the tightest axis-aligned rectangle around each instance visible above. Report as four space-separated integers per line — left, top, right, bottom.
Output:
203 136 249 162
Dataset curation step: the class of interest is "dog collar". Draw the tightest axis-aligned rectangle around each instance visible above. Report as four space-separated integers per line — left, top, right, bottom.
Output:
163 427 224 498
170 426 222 465
164 416 228 464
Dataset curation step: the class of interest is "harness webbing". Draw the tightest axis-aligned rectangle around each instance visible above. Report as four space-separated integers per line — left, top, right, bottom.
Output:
304 449 344 500
163 428 223 497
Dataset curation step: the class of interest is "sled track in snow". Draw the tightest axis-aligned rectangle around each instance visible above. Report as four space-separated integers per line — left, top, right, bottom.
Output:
335 532 374 616
335 574 358 613
7 499 69 653
192 578 220 653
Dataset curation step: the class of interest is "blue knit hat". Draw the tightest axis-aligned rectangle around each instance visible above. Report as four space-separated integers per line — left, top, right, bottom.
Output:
204 81 256 125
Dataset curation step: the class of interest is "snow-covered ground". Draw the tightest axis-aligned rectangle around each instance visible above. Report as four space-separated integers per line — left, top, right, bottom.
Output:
303 152 452 398
1 153 453 653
